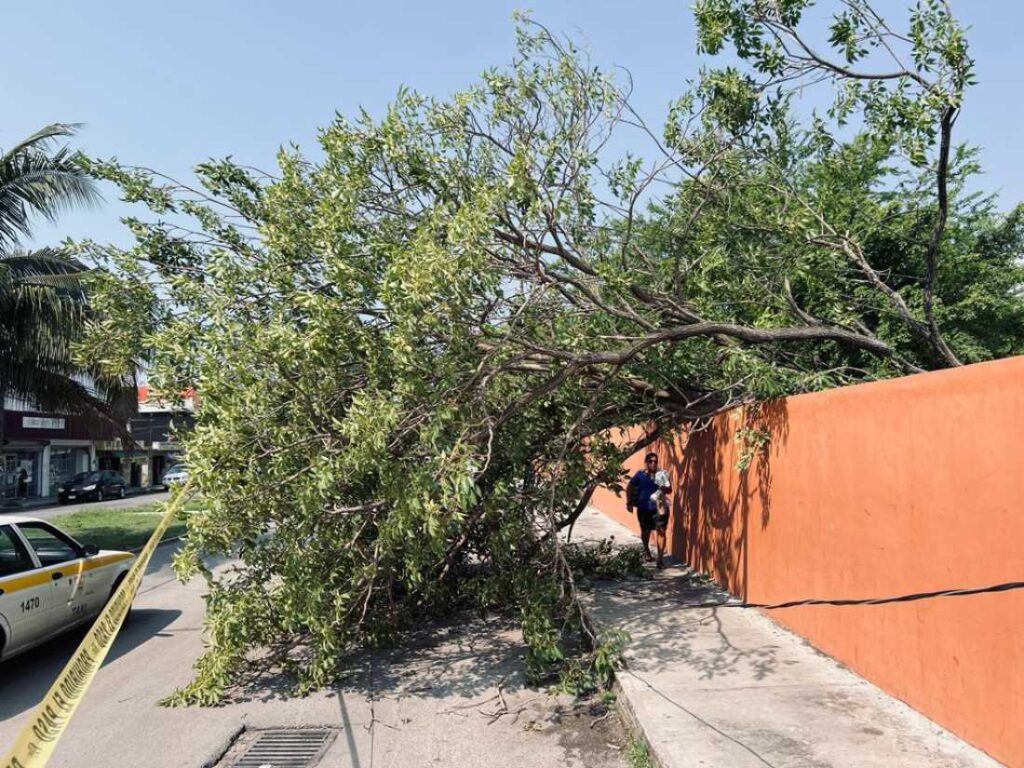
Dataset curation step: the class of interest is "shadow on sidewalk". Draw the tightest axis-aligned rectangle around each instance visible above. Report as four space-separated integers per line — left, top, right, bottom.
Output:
0 608 181 720
218 614 529 706
587 568 780 683
209 614 626 768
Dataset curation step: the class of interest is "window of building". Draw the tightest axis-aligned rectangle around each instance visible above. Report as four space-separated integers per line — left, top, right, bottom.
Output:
49 447 90 490
1 451 40 499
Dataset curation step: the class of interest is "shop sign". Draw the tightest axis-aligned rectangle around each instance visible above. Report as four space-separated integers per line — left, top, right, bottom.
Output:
22 416 65 430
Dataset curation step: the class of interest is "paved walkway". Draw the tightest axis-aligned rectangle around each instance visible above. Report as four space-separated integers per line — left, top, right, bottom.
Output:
1 545 628 768
573 507 1003 768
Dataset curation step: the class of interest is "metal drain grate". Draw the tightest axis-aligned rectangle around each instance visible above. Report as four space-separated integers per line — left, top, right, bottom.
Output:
230 728 337 768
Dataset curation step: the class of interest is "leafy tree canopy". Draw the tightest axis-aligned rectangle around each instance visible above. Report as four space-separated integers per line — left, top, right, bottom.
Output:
76 1 1024 702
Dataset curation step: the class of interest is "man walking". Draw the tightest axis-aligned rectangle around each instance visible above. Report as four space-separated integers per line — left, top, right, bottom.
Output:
626 452 672 568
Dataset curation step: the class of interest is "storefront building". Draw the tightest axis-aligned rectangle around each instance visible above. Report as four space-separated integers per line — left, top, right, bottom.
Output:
2 387 196 500
1 410 104 500
95 387 196 489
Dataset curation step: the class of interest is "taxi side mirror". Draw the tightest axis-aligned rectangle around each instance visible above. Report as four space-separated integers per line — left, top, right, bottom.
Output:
82 544 99 556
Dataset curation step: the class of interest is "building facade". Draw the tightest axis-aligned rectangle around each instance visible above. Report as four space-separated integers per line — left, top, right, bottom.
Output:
1 386 196 500
1 406 105 500
96 387 196 489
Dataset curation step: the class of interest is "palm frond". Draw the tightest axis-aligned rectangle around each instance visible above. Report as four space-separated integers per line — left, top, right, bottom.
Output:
0 128 132 441
0 124 101 249
1 246 86 277
0 123 83 162
0 249 88 336
0 354 135 442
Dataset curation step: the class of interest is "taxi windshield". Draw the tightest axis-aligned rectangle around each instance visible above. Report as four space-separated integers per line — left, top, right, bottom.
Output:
71 472 102 484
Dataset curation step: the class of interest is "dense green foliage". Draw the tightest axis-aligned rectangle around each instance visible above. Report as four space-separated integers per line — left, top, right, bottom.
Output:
76 2 1023 702
0 124 135 442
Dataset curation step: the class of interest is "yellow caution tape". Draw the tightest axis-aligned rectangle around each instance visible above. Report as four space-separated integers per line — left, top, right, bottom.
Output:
2 483 194 768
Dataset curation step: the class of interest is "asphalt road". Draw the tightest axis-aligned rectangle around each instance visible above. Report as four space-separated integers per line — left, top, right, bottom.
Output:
0 544 627 768
0 490 171 521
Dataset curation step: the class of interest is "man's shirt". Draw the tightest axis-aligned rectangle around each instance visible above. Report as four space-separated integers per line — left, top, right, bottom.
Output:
628 470 659 513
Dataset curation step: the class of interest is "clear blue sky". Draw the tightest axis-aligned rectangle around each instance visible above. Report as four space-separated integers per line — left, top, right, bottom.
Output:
3 1 1023 248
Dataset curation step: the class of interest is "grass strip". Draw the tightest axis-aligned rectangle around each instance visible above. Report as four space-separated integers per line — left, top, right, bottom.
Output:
51 502 191 551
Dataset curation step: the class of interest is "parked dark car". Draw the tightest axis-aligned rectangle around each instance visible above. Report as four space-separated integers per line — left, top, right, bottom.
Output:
57 471 127 504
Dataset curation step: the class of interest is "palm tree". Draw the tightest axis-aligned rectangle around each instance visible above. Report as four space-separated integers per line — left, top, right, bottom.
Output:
0 124 136 491
0 124 100 248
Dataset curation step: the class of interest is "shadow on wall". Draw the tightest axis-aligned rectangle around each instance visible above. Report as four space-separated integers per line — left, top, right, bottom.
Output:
661 400 790 601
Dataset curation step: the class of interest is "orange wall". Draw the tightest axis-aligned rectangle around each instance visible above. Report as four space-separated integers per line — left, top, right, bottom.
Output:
591 356 1024 767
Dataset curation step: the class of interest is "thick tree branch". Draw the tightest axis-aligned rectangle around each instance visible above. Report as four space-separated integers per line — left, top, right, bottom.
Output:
510 320 894 367
922 106 962 366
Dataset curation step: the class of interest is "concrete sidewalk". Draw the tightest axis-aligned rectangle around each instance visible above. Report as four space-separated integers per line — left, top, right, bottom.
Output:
1 544 628 768
573 507 1002 768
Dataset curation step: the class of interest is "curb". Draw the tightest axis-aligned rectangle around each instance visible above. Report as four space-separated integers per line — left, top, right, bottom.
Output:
1 488 170 515
580 592 668 768
611 674 666 768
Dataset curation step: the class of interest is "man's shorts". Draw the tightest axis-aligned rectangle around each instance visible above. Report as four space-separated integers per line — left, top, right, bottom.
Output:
638 507 669 532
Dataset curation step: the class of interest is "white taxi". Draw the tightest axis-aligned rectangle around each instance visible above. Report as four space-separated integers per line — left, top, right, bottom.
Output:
0 516 134 661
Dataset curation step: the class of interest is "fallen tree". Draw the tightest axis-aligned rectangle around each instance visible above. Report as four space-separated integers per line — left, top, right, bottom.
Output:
77 1 1024 702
